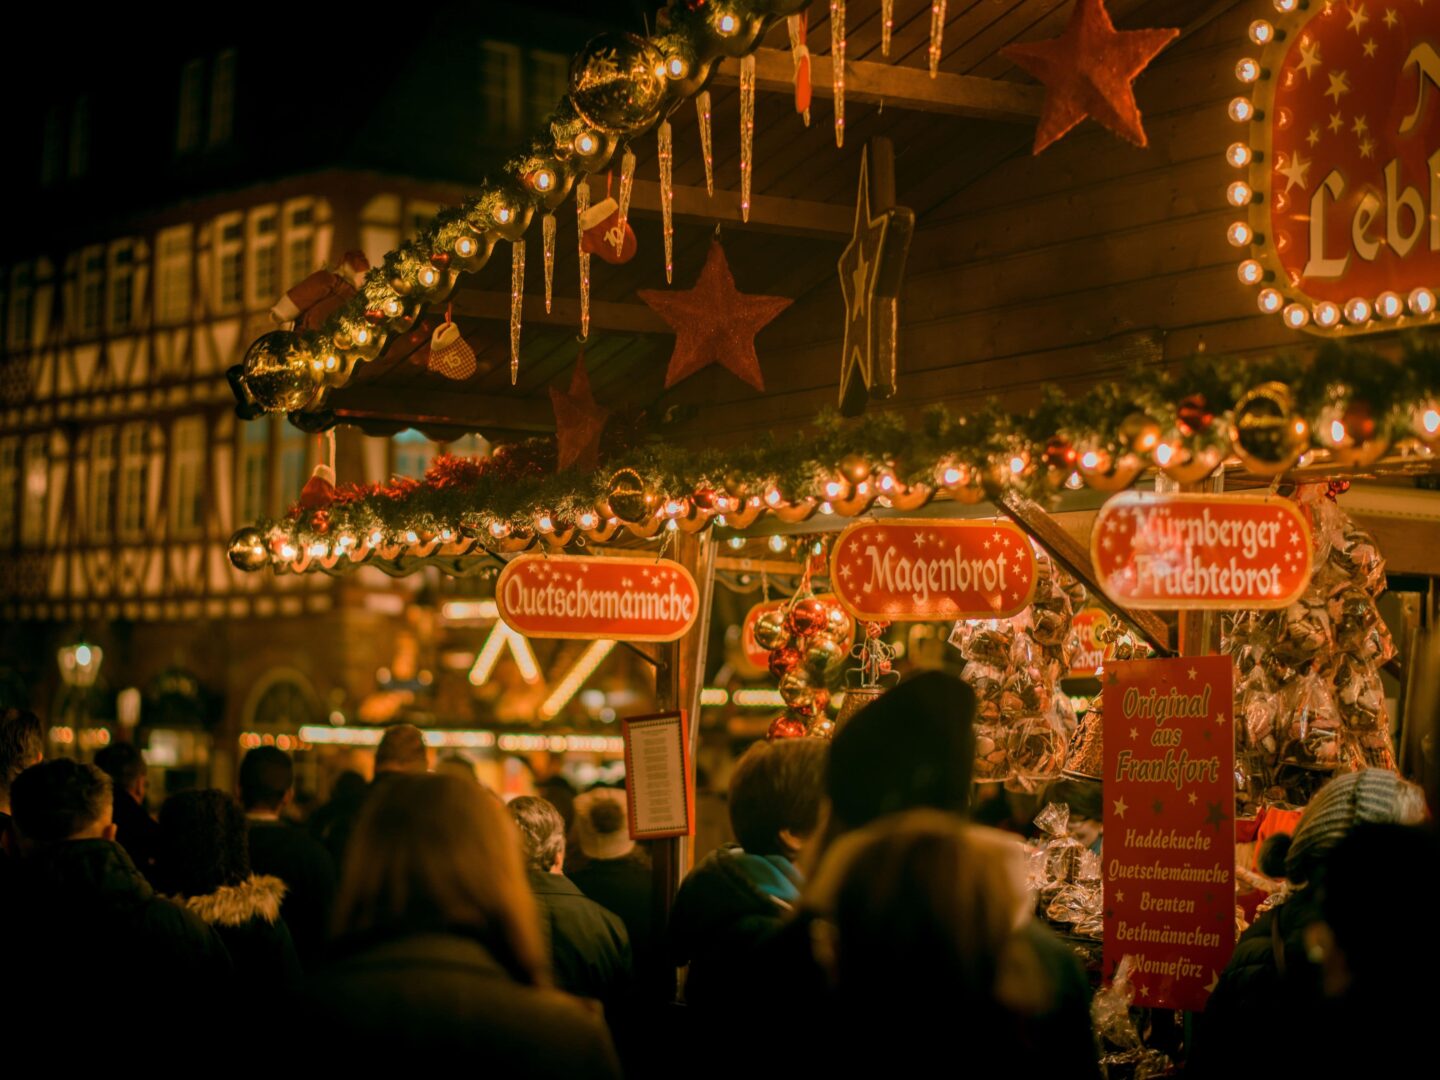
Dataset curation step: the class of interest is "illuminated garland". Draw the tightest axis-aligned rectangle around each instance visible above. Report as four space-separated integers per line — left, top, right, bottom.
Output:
227 338 1440 573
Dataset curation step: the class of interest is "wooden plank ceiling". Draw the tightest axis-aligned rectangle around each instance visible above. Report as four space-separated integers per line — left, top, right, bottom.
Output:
331 0 1213 446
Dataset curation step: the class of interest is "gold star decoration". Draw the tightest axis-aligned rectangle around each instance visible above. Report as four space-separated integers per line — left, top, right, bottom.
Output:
1306 125 1321 146
1348 3 1370 33
1363 37 1378 56
1325 69 1351 103
837 143 914 417
1279 149 1312 192
1297 39 1322 77
1383 6 1398 26
1112 797 1129 819
1351 113 1368 135
1329 110 1345 133
549 351 611 472
1360 135 1376 157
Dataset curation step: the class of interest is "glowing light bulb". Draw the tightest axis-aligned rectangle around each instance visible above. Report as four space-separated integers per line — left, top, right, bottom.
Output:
404 530 418 544
1273 0 1297 12
1294 419 1309 437
420 266 441 288
1283 303 1310 328
819 501 834 515
579 512 597 529
1228 181 1253 206
715 515 728 527
1238 259 1264 285
1376 291 1403 319
536 515 554 533
1249 19 1274 45
664 500 684 518
75 644 92 666
1235 58 1261 83
1226 142 1252 167
1329 420 1347 444
1154 443 1175 467
322 353 339 372
382 298 403 317
456 236 477 258
665 56 687 78
855 481 870 496
727 536 745 550
878 474 896 492
764 487 783 507
280 543 297 560
440 527 453 541
1314 301 1341 328
1422 408 1440 435
1228 97 1254 122
309 542 328 557
354 326 371 345
489 521 509 538
495 206 513 224
665 518 679 532
1409 287 1436 315
368 531 383 546
768 534 786 553
532 168 555 193
941 466 963 486
1228 221 1253 246
1344 297 1371 324
718 13 738 35
1008 455 1027 476
338 534 355 550
575 132 598 155
1065 472 1084 490
1257 288 1283 313
824 479 844 498
1080 450 1102 470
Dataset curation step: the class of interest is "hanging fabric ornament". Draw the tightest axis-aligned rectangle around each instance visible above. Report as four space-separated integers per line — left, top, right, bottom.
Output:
542 213 556 314
696 90 715 197
929 1 947 78
615 146 637 260
297 461 336 515
658 120 675 283
740 54 756 222
579 193 639 264
787 14 812 125
428 305 477 381
882 0 894 56
576 179 592 338
830 0 846 148
510 239 525 385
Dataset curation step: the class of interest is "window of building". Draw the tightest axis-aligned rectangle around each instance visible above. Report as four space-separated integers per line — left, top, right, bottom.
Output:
170 416 205 534
527 49 569 129
284 200 316 288
278 423 310 510
249 208 279 308
214 213 244 310
445 433 490 458
108 242 135 333
21 434 47 547
480 41 523 139
41 105 62 187
77 246 105 337
118 423 148 540
237 417 269 523
7 265 32 350
177 58 204 153
155 225 193 324
91 427 116 539
392 429 433 479
67 96 90 179
209 49 236 146
0 437 18 543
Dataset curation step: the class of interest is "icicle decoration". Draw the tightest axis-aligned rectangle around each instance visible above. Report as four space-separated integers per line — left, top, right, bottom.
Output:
739 55 756 223
882 0 894 56
576 178 591 338
542 213 555 314
658 120 675 283
614 146 637 258
929 1 947 78
696 90 714 197
787 14 811 127
831 0 845 148
509 239 525 385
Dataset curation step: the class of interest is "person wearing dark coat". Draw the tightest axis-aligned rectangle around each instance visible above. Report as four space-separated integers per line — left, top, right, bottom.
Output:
4 760 232 1045
159 788 301 994
240 745 337 966
569 787 658 992
93 741 162 881
297 773 620 1075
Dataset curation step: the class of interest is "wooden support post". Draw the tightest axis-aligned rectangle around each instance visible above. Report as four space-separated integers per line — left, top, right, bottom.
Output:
996 491 1172 656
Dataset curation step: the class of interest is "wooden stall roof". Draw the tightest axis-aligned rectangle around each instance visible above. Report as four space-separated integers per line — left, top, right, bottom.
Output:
330 0 1261 447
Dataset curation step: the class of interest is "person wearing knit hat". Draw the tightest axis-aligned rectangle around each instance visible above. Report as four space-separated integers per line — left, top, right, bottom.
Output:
1263 768 1427 884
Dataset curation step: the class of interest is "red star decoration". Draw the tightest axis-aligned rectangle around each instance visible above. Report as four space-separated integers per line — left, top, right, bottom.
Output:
550 352 610 472
638 239 791 392
1001 0 1178 154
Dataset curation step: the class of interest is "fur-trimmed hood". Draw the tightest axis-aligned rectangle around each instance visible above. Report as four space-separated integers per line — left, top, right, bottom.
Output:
170 874 288 927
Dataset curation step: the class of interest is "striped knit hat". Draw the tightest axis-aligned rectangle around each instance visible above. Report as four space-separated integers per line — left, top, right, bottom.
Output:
1283 769 1420 882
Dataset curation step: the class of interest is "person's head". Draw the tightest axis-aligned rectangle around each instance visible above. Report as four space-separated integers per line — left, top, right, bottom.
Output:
9 759 116 845
332 773 545 986
158 789 250 897
574 787 634 861
330 770 368 805
0 708 44 812
93 741 148 802
1260 768 1427 884
374 723 429 776
238 746 294 813
508 795 567 873
728 738 828 859
436 754 479 783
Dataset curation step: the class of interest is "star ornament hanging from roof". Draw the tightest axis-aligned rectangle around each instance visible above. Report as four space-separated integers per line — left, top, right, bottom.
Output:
638 239 792 392
1001 0 1180 154
550 351 611 472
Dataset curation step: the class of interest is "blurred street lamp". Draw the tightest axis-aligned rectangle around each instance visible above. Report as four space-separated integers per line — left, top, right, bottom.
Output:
57 641 103 758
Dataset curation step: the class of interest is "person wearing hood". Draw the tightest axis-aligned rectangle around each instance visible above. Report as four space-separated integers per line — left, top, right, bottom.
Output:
158 788 301 995
668 735 827 1015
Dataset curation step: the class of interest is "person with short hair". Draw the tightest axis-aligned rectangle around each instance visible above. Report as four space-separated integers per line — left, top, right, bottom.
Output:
297 774 620 1075
508 795 632 1014
667 737 827 1013
240 745 337 967
93 740 161 880
569 787 659 997
4 760 231 1043
374 722 429 775
159 789 301 994
0 707 44 871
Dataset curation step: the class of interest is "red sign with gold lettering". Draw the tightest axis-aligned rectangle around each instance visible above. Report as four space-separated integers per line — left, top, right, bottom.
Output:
496 554 699 641
829 519 1038 621
1092 492 1312 610
1235 2 1440 332
1103 656 1235 1012
1069 606 1114 677
740 594 853 672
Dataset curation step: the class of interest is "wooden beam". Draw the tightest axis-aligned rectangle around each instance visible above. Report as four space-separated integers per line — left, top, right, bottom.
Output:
628 179 853 238
714 48 1043 123
330 385 557 434
449 290 670 334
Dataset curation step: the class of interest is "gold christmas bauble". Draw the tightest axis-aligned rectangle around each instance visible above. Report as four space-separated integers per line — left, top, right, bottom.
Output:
569 33 666 135
240 331 321 413
1231 381 1308 476
839 454 872 484
804 634 848 681
605 467 656 523
1119 411 1162 454
227 527 269 572
752 609 789 651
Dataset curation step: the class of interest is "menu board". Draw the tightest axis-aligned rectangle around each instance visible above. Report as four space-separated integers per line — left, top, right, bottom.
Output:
622 711 693 840
1103 656 1236 1012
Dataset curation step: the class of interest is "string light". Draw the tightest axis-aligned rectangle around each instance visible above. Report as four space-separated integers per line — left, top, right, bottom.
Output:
1008 454 1027 475
824 479 845 498
664 499 685 518
1235 58 1261 83
536 514 554 533
727 536 745 549
322 353 339 372
495 205 513 225
1257 288 1283 313
717 12 738 34
1329 419 1347 444
280 543 297 560
1375 291 1403 319
1273 0 1297 12
665 517 679 531
1080 450 1102 469
1238 260 1265 284
308 542 327 557
1248 19 1274 45
882 0 894 55
404 530 418 544
1154 443 1175 467
1408 287 1436 315
489 520 510 538
768 534 787 553
1226 142 1253 167
575 132 598 156
764 487 783 507
1314 301 1341 328
440 527 453 541
579 512 598 529
368 530 383 546
1065 472 1084 490
1421 407 1440 435
1283 303 1310 328
1227 221 1253 246
382 298 404 318
530 167 555 193
417 266 440 288
1228 97 1254 122
820 501 834 515
878 473 896 492
1227 181 1253 206
354 326 371 346
456 236 478 258
1344 297 1372 324
941 465 963 486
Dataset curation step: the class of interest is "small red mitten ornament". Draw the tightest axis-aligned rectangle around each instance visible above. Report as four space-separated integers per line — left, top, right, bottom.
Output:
428 316 477 381
579 197 638 265
297 463 336 514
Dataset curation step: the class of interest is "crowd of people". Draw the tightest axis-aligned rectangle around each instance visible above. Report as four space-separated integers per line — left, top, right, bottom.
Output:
1 677 1435 1072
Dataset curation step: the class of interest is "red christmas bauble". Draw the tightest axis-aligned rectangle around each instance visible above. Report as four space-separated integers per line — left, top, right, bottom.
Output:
364 309 385 325
768 646 803 678
767 715 808 740
789 689 830 718
1043 434 1076 471
692 486 720 511
429 252 452 269
1177 394 1214 436
787 598 828 637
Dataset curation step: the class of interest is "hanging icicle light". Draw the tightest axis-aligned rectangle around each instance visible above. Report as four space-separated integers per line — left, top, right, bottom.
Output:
929 1 947 77
615 146 637 259
576 178 591 338
740 54 756 223
542 213 556 315
658 119 674 283
510 239 525 385
882 0 894 55
831 0 845 148
787 14 811 126
696 90 714 197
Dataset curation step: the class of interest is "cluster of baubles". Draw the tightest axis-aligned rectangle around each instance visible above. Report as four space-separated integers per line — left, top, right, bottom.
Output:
755 595 853 741
229 0 809 416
